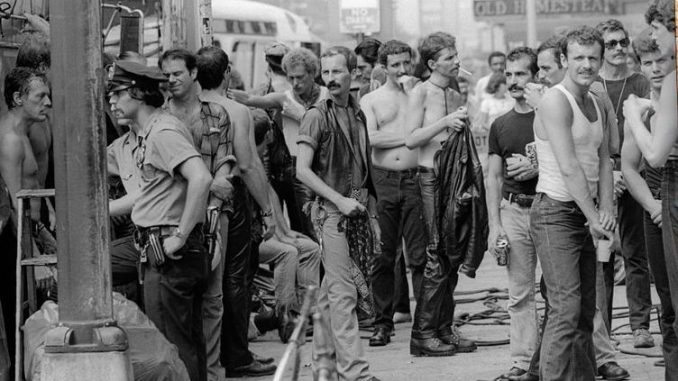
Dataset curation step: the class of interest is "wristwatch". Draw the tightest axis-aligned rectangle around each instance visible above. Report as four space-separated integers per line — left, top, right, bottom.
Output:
261 208 273 218
172 227 186 240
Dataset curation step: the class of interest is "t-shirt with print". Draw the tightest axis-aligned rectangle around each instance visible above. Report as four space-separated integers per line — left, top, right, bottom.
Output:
131 110 202 227
488 109 538 196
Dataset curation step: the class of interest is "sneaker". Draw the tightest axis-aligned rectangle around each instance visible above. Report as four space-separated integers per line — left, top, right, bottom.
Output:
633 328 655 348
393 312 412 324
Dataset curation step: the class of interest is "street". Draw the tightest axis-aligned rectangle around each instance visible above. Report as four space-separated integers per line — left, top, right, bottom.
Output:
244 258 665 381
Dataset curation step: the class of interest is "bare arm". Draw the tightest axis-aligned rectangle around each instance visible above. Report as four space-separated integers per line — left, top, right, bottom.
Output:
538 91 600 224
296 143 365 216
624 72 678 167
486 154 504 229
405 86 466 148
597 112 615 218
360 93 405 149
232 107 275 237
228 89 285 110
405 86 445 149
621 129 660 214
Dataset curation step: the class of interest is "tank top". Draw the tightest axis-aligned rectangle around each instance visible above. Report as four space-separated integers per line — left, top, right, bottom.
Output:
535 84 603 202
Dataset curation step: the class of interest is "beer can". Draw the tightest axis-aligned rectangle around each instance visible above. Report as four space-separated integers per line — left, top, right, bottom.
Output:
495 236 509 266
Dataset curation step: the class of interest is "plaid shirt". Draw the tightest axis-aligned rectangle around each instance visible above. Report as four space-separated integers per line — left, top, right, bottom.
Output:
165 100 235 176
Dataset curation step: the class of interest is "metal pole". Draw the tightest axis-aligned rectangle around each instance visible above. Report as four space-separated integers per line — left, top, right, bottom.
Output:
42 0 132 378
526 0 537 47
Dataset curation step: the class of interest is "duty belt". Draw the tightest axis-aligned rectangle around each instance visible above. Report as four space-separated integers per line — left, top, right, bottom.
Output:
503 192 535 208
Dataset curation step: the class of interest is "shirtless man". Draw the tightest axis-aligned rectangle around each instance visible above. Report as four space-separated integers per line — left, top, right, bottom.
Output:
195 46 277 378
404 32 475 356
0 67 52 371
0 68 51 227
17 35 55 229
360 40 426 347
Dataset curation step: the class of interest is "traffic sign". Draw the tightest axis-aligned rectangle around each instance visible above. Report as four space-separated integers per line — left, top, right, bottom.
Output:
339 0 380 35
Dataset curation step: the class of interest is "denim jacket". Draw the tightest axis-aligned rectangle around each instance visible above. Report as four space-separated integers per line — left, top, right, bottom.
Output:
297 96 376 201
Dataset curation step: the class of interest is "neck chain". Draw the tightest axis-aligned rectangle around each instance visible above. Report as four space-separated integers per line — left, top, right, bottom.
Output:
602 75 628 116
428 80 450 114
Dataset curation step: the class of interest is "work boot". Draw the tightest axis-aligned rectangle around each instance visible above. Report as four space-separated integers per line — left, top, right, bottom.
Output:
250 351 274 365
633 328 655 348
227 359 276 377
410 337 457 357
369 327 391 346
439 326 477 353
597 362 630 380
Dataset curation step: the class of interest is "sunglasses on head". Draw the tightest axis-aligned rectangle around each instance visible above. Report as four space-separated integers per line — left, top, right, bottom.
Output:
604 38 629 49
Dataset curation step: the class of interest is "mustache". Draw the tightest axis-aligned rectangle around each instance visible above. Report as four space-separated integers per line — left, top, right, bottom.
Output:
508 84 524 92
326 81 340 88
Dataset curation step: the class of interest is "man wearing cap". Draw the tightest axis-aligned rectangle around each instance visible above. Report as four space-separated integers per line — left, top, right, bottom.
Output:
107 60 213 381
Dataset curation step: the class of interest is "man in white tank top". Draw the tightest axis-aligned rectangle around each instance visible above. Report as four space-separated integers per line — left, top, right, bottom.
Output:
530 27 616 381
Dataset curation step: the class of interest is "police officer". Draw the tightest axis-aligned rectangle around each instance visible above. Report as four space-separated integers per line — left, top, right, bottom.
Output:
107 61 213 381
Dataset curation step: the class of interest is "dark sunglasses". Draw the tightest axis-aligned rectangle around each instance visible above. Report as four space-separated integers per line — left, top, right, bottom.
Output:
604 38 629 49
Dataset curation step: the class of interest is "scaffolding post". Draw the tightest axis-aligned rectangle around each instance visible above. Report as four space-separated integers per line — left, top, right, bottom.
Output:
40 0 132 379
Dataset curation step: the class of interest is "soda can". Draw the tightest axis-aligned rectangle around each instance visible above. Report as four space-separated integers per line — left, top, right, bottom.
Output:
495 236 509 266
525 142 538 168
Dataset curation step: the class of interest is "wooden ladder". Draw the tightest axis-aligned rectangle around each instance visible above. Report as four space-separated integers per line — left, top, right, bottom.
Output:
14 189 56 381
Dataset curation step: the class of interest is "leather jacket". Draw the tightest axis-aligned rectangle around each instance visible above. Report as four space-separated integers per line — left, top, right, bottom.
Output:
298 97 377 201
434 127 488 278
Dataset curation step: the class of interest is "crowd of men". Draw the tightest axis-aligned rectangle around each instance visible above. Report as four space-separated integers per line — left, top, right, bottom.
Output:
0 0 675 380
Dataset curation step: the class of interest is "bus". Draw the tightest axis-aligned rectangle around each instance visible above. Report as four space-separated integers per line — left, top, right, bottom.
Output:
212 0 322 89
103 0 322 90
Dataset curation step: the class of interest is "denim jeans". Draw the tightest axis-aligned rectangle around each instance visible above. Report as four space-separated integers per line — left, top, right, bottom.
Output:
530 193 596 381
662 160 678 380
644 206 678 380
220 183 254 371
371 167 427 331
143 226 210 381
203 213 228 381
311 201 371 381
499 199 539 370
617 191 652 330
412 167 458 339
528 262 617 377
259 234 321 315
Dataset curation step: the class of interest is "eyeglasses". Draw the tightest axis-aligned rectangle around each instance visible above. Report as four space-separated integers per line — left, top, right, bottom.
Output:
604 38 629 50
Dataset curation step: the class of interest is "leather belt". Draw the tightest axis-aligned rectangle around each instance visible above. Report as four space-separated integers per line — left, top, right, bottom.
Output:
503 192 535 208
373 166 418 178
417 166 435 174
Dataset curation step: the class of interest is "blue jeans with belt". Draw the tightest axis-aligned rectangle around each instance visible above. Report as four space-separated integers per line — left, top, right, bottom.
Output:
662 160 678 380
530 193 596 381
